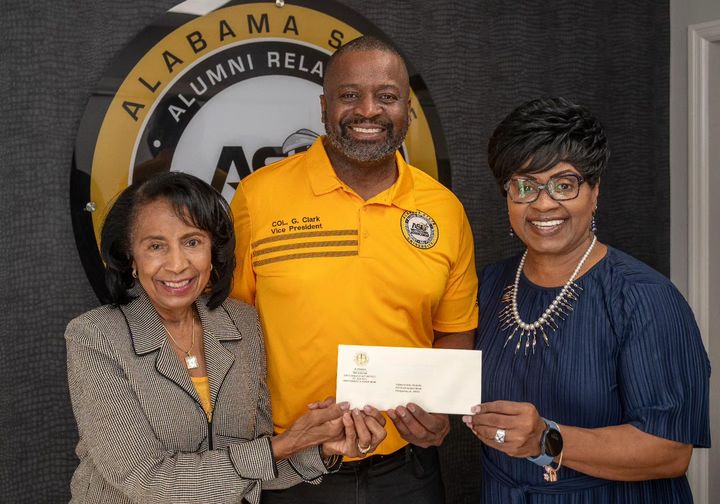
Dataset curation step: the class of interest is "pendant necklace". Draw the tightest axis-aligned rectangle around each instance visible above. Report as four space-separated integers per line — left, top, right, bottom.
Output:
163 316 199 369
499 235 597 354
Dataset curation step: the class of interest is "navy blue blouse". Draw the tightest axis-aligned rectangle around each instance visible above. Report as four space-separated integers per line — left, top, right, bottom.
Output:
476 246 710 503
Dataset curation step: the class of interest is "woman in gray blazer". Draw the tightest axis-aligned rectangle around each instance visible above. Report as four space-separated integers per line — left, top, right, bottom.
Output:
66 173 385 503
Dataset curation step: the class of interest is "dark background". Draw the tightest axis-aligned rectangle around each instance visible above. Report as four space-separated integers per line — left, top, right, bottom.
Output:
0 0 668 502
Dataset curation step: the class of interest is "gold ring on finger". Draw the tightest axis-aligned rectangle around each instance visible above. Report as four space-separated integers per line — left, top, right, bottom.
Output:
357 442 372 454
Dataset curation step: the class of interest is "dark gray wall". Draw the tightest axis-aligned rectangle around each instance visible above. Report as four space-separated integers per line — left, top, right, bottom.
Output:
0 1 668 502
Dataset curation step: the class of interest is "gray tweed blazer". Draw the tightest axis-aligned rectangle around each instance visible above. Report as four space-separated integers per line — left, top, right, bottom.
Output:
66 289 329 504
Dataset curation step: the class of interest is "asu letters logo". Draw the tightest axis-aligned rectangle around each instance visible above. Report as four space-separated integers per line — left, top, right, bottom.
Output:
71 0 449 300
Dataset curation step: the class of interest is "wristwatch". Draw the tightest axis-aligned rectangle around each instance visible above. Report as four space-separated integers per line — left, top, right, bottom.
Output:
527 418 563 467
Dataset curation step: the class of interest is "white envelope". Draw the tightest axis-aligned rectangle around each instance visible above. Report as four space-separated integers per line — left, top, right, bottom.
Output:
335 344 482 415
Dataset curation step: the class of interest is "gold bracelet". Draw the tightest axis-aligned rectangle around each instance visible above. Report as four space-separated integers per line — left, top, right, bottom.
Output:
543 451 563 482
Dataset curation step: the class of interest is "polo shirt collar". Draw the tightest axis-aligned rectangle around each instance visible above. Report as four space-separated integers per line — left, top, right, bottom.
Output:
307 136 416 211
307 138 344 196
387 151 416 211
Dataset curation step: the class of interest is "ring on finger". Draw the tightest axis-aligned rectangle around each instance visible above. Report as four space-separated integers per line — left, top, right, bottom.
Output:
357 441 372 454
494 428 506 444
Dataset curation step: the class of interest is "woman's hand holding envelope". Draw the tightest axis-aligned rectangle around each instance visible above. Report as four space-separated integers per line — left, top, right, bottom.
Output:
308 397 388 457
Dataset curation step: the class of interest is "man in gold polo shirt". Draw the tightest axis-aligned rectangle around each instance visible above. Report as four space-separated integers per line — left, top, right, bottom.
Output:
231 35 478 504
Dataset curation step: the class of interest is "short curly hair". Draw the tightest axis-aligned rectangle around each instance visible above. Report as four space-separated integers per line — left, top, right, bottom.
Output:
100 172 236 309
488 97 609 194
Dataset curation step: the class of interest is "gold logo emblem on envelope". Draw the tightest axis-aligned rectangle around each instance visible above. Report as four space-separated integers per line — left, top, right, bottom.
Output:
354 352 369 366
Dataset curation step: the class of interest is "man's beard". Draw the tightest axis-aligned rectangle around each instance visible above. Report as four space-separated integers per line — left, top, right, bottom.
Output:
325 118 408 163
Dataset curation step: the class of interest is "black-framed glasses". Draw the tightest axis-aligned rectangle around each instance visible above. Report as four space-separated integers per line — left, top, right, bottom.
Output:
503 173 586 203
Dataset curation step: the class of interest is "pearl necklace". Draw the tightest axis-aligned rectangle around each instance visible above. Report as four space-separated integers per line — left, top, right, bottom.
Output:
499 235 597 354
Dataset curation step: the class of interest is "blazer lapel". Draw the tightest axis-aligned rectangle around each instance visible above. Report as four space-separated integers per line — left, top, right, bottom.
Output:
196 301 242 408
155 344 199 402
121 288 199 402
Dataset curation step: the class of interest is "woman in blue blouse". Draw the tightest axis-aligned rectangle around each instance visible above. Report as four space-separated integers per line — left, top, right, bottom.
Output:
464 97 710 503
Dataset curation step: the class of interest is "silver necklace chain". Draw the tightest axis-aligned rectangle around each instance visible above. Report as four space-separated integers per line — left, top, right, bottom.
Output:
499 235 597 354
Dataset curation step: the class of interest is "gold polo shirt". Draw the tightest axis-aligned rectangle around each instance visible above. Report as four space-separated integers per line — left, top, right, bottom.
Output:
231 137 478 455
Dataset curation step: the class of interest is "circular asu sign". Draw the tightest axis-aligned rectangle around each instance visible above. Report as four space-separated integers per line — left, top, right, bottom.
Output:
71 0 451 301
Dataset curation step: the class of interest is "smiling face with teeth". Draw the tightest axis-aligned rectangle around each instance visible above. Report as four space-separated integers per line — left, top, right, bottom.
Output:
508 162 599 260
320 48 411 164
130 198 212 322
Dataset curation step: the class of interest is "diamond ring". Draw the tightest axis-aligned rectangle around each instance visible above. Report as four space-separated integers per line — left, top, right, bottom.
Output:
494 428 506 444
357 442 372 454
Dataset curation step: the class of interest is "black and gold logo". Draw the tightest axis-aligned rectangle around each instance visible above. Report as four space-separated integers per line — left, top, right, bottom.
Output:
71 0 450 300
401 210 439 249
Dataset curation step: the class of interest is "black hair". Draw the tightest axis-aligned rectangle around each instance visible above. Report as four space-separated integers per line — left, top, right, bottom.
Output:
323 35 407 91
487 97 609 194
100 172 236 309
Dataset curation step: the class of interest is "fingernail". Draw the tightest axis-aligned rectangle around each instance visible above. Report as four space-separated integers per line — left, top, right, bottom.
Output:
471 405 481 414
307 402 317 408
398 408 406 417
408 404 416 413
462 415 470 423
387 409 396 419
363 405 372 414
353 408 361 415
338 402 350 410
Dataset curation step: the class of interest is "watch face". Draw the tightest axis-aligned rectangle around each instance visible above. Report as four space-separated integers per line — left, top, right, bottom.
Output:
545 428 563 457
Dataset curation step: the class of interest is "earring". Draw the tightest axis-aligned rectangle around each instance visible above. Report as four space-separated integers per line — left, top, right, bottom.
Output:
132 268 137 278
509 226 515 237
591 206 598 234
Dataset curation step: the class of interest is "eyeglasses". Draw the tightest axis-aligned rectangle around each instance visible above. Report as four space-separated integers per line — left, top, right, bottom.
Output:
503 173 585 203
